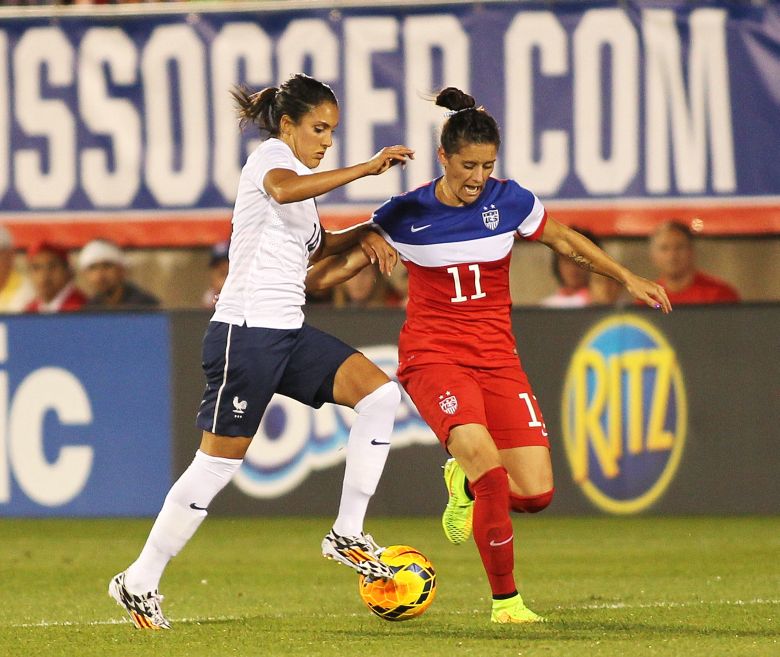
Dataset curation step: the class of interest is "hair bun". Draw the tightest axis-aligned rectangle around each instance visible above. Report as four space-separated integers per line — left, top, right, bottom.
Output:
435 87 476 112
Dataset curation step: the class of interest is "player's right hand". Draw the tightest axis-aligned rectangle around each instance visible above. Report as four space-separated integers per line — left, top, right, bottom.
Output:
365 145 415 176
624 273 673 314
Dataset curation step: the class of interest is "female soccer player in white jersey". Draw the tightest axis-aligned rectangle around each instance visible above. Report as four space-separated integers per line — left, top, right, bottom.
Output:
371 87 672 624
109 74 414 630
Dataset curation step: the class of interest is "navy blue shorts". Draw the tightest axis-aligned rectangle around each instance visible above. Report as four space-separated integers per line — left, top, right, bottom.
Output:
196 321 358 437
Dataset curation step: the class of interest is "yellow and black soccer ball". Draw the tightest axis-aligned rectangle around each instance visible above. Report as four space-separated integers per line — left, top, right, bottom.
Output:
358 545 436 621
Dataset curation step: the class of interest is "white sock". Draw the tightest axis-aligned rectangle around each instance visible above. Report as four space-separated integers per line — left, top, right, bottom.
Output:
124 449 242 593
332 381 400 537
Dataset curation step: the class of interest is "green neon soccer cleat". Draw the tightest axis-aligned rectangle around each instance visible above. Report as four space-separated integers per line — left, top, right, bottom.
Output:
441 458 474 545
491 594 545 624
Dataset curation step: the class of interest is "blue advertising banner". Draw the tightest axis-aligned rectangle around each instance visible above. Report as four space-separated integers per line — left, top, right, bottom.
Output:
0 0 779 245
0 314 171 516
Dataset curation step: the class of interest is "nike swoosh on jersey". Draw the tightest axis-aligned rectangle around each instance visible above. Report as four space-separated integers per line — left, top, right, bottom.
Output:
489 534 514 547
370 439 391 446
190 502 208 511
410 224 432 233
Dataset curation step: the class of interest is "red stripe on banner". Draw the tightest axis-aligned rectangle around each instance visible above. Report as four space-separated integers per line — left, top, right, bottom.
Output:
4 217 233 250
544 203 780 237
2 202 778 249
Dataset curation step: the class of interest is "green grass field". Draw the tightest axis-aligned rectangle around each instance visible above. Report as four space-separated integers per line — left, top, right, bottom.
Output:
0 516 777 657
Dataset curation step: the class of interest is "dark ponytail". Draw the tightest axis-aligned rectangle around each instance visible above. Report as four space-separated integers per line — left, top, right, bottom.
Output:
435 86 500 155
231 86 277 133
231 73 338 137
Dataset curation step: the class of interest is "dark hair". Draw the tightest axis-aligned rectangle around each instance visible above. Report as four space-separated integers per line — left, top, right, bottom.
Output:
435 87 501 155
653 219 693 243
231 73 337 136
551 227 599 284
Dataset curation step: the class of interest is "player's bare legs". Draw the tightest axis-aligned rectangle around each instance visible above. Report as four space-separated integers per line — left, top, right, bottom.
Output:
500 446 554 507
200 431 253 458
322 353 400 579
446 425 543 623
331 352 391 407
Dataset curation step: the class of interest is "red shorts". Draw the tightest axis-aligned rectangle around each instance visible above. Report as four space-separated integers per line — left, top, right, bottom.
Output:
398 363 550 450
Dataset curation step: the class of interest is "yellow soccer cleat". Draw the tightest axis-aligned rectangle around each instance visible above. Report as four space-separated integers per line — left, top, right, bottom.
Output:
490 594 545 624
441 458 474 545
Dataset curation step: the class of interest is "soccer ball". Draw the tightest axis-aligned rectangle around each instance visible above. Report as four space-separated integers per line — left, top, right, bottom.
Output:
358 545 436 621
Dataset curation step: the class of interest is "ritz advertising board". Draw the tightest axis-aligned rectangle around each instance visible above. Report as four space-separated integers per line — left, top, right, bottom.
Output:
561 315 687 514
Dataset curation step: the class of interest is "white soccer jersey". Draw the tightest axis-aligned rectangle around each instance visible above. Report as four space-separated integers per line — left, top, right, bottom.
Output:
213 138 322 329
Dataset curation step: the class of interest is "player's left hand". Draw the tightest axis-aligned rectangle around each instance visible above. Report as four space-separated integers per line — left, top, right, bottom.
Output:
360 230 398 275
624 273 673 313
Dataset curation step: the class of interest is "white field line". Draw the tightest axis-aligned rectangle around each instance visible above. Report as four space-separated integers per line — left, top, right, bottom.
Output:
7 598 779 629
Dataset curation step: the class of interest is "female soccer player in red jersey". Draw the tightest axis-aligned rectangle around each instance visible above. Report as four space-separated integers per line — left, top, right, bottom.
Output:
371 87 672 623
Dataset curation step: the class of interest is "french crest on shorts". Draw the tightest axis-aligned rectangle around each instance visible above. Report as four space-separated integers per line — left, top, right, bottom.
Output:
482 204 500 230
438 391 458 415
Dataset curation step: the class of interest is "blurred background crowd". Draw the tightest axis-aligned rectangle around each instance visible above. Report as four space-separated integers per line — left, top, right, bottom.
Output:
2 219 772 315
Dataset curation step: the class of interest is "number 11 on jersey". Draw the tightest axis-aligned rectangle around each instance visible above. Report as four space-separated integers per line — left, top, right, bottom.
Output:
447 264 487 303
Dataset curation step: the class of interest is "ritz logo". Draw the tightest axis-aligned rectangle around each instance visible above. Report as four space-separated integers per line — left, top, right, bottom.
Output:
0 324 94 507
561 315 687 514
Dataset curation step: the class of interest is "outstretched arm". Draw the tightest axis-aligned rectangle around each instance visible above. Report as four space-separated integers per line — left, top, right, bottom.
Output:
538 217 672 313
264 145 414 204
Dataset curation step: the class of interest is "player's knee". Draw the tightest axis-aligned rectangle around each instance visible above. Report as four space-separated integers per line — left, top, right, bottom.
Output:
356 380 401 417
509 487 554 513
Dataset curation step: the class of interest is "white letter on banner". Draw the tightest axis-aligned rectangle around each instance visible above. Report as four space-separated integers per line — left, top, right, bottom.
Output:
277 20 339 84
504 13 568 196
277 20 341 175
143 25 208 206
344 17 400 200
14 28 76 208
211 23 272 204
403 15 469 189
0 32 8 201
574 9 638 194
9 368 93 507
644 9 735 194
79 28 141 207
0 325 8 502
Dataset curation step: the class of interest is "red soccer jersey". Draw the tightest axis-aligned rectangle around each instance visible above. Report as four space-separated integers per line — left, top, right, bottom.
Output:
372 177 546 370
25 284 87 313
660 271 740 305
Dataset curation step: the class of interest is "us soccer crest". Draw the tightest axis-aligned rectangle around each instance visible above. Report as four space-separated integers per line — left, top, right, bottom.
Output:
482 204 500 230
438 391 458 415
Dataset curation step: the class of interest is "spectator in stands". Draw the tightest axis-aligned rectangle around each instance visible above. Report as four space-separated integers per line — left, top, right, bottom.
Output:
201 240 230 308
79 239 160 309
333 262 403 308
649 220 740 304
0 226 35 313
540 227 598 308
24 241 87 313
